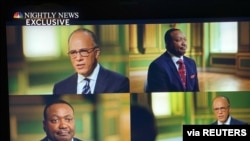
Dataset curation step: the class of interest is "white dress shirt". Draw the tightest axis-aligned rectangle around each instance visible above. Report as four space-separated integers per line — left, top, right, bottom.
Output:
217 116 231 125
76 63 100 94
167 51 184 70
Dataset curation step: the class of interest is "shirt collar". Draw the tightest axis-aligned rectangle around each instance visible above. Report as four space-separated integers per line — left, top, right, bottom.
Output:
218 116 231 125
167 51 184 63
77 63 100 83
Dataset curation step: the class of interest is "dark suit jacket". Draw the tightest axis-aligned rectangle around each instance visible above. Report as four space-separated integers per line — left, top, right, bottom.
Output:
211 117 248 125
53 65 129 94
146 51 199 92
40 136 82 141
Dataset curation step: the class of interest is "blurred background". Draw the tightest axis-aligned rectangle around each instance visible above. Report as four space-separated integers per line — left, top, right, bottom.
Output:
4 2 250 141
7 25 129 94
6 22 250 140
131 92 250 141
9 94 130 141
129 22 250 93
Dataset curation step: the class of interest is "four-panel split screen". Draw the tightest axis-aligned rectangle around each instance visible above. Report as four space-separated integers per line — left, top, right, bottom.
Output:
6 22 250 141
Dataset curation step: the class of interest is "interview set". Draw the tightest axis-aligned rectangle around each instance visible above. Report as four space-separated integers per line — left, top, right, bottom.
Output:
7 22 250 141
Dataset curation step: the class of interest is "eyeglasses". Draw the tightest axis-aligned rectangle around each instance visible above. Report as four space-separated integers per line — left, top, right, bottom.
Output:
68 47 97 58
213 106 229 112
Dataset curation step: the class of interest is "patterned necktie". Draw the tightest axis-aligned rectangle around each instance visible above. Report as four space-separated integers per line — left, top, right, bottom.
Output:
82 78 91 94
177 59 186 89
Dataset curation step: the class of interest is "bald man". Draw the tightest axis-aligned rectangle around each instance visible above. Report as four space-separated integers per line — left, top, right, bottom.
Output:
211 96 248 125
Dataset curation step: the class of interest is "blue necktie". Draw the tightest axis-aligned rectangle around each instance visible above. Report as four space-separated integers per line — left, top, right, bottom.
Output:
82 78 91 94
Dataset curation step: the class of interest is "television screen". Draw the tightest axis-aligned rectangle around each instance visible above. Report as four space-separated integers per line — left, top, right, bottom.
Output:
2 1 250 141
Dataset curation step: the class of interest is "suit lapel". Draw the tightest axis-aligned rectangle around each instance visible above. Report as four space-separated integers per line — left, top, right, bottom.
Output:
69 73 78 93
165 53 185 90
93 66 106 94
184 60 191 90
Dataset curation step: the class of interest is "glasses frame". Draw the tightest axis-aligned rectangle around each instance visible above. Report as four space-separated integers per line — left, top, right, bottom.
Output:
68 47 97 58
213 105 230 113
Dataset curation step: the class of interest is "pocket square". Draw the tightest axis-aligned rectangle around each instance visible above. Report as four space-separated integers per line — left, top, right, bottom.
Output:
190 74 196 79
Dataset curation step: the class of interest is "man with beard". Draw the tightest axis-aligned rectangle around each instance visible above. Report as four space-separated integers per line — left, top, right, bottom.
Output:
146 28 199 92
211 96 248 125
41 99 81 141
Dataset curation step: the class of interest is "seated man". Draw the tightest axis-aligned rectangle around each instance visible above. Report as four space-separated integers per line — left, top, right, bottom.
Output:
146 28 199 92
53 28 129 94
211 95 248 125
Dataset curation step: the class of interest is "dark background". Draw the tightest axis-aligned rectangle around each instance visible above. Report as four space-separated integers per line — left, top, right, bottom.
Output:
1 0 249 140
183 125 250 141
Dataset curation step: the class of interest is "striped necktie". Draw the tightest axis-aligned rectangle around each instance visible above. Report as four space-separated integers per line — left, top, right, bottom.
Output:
82 78 91 94
177 59 186 89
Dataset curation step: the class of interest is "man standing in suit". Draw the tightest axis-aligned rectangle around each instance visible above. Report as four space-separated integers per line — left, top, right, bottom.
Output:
211 95 248 125
41 99 82 141
146 28 199 92
53 28 129 94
